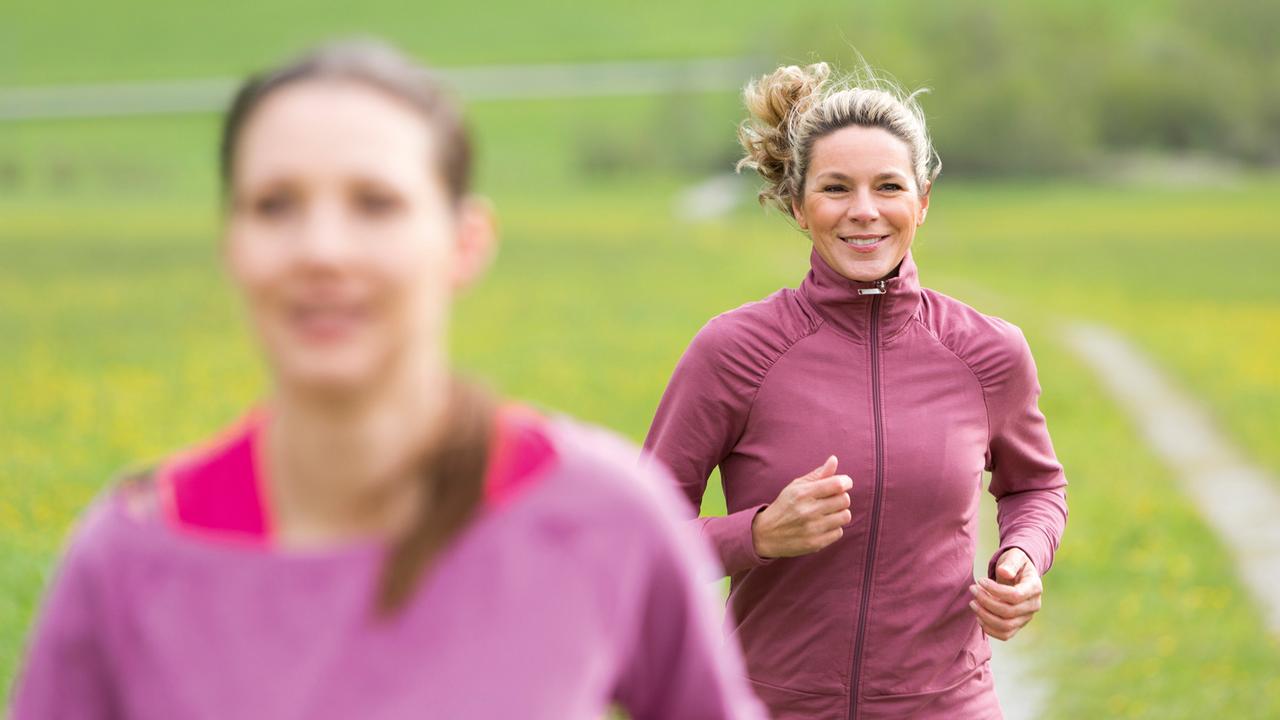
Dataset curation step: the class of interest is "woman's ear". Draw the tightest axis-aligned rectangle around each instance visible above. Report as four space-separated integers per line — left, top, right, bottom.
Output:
917 182 931 225
451 195 498 292
792 198 809 230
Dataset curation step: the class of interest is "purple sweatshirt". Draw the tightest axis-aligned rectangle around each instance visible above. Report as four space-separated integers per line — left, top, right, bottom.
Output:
645 250 1068 719
12 407 767 720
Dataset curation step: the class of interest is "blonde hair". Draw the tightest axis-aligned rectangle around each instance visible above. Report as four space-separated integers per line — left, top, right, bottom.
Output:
736 61 941 216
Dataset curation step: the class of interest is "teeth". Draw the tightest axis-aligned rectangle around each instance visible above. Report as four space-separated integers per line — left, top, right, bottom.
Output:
844 237 881 246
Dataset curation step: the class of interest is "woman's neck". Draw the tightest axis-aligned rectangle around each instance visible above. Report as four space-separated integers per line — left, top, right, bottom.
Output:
264 354 451 548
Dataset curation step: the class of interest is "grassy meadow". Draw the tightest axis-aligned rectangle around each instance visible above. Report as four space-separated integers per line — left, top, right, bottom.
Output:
4 2 1280 717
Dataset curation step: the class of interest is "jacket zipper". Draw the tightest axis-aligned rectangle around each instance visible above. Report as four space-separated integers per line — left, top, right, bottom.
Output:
849 280 886 720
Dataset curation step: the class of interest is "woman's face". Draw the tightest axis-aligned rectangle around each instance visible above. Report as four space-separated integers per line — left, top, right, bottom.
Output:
225 80 492 394
793 125 929 283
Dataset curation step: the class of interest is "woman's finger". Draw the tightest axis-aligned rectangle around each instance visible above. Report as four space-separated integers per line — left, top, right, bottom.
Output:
976 616 1014 641
972 612 1005 640
977 577 1040 605
969 600 1027 639
970 600 1012 634
970 585 1041 619
809 492 851 515
801 474 853 500
805 527 843 552
808 510 852 533
971 596 1030 630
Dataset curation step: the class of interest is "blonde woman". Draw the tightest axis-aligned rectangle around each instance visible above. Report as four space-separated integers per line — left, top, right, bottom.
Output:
646 62 1068 719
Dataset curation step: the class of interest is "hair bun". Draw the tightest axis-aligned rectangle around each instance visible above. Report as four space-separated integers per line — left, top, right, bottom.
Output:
736 62 831 212
746 63 831 132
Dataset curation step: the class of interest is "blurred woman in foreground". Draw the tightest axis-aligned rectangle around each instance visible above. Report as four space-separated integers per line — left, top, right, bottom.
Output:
12 40 765 720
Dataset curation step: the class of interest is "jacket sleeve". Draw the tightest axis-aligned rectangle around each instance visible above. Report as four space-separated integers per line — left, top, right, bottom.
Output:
611 462 769 720
982 327 1069 579
10 504 118 720
643 319 773 577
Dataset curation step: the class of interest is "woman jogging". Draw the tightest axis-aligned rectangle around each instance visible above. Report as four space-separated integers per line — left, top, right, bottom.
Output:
12 40 766 720
645 61 1069 719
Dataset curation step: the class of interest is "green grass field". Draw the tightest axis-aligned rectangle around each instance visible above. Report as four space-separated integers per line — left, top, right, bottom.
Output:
4 4 1280 716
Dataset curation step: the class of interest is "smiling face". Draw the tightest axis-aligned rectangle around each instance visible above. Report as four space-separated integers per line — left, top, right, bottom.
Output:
224 80 493 395
792 125 929 282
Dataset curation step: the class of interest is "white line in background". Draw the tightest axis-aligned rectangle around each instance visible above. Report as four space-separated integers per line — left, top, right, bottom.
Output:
0 57 761 121
673 173 748 222
988 640 1049 720
1064 322 1280 635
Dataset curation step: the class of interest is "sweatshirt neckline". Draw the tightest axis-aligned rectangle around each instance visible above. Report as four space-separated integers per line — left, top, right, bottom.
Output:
140 404 557 561
798 248 922 343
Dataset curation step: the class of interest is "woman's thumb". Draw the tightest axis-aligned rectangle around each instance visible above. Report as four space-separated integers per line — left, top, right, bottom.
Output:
805 455 838 480
996 551 1024 583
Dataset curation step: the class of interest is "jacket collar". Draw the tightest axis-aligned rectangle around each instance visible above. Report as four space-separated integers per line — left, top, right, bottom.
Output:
799 247 922 343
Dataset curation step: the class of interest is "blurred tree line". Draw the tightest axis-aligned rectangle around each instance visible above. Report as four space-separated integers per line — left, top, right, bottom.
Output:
783 0 1280 176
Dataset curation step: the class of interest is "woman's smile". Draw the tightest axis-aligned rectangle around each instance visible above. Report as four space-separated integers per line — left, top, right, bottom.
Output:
287 298 370 345
839 233 890 253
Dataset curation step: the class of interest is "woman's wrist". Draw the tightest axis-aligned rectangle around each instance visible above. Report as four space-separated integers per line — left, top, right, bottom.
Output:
751 506 775 559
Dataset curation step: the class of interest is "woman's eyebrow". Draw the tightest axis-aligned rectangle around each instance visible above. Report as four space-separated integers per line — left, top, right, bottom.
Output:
875 170 910 181
813 170 911 182
813 171 852 182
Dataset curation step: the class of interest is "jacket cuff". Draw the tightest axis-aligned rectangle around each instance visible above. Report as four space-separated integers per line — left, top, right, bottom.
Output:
987 531 1053 581
701 504 774 577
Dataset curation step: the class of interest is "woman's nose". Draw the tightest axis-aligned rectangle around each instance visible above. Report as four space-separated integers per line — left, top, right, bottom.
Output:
296 203 351 266
847 189 880 223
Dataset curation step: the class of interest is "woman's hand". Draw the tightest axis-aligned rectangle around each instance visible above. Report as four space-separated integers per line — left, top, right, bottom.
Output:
969 548 1043 641
751 456 853 559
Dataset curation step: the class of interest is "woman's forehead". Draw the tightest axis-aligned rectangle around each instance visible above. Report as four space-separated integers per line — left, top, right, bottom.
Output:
809 125 913 177
234 80 437 183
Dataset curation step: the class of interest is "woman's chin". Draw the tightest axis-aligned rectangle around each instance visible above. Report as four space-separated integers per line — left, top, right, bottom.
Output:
272 353 387 399
837 258 894 283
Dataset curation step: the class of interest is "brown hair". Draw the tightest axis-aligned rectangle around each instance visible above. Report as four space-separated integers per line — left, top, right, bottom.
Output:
219 39 492 615
737 61 941 216
377 375 496 615
220 38 472 203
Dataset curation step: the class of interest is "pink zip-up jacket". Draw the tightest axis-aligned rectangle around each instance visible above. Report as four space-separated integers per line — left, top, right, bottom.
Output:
12 407 768 720
645 250 1068 719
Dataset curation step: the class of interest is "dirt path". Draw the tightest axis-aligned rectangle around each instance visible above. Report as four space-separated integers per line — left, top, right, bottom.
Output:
1064 322 1280 634
978 503 1049 720
988 639 1048 720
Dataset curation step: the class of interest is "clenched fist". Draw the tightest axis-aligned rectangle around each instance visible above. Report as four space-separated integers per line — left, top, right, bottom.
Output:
751 456 853 559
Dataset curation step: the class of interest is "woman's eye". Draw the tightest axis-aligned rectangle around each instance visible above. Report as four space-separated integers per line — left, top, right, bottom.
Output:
253 194 296 217
354 191 403 217
823 185 847 193
879 183 904 192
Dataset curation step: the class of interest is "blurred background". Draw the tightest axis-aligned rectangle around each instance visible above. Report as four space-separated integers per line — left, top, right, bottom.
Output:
2 0 1278 716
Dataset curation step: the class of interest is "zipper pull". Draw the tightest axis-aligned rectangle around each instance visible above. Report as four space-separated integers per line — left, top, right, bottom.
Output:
857 280 887 296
